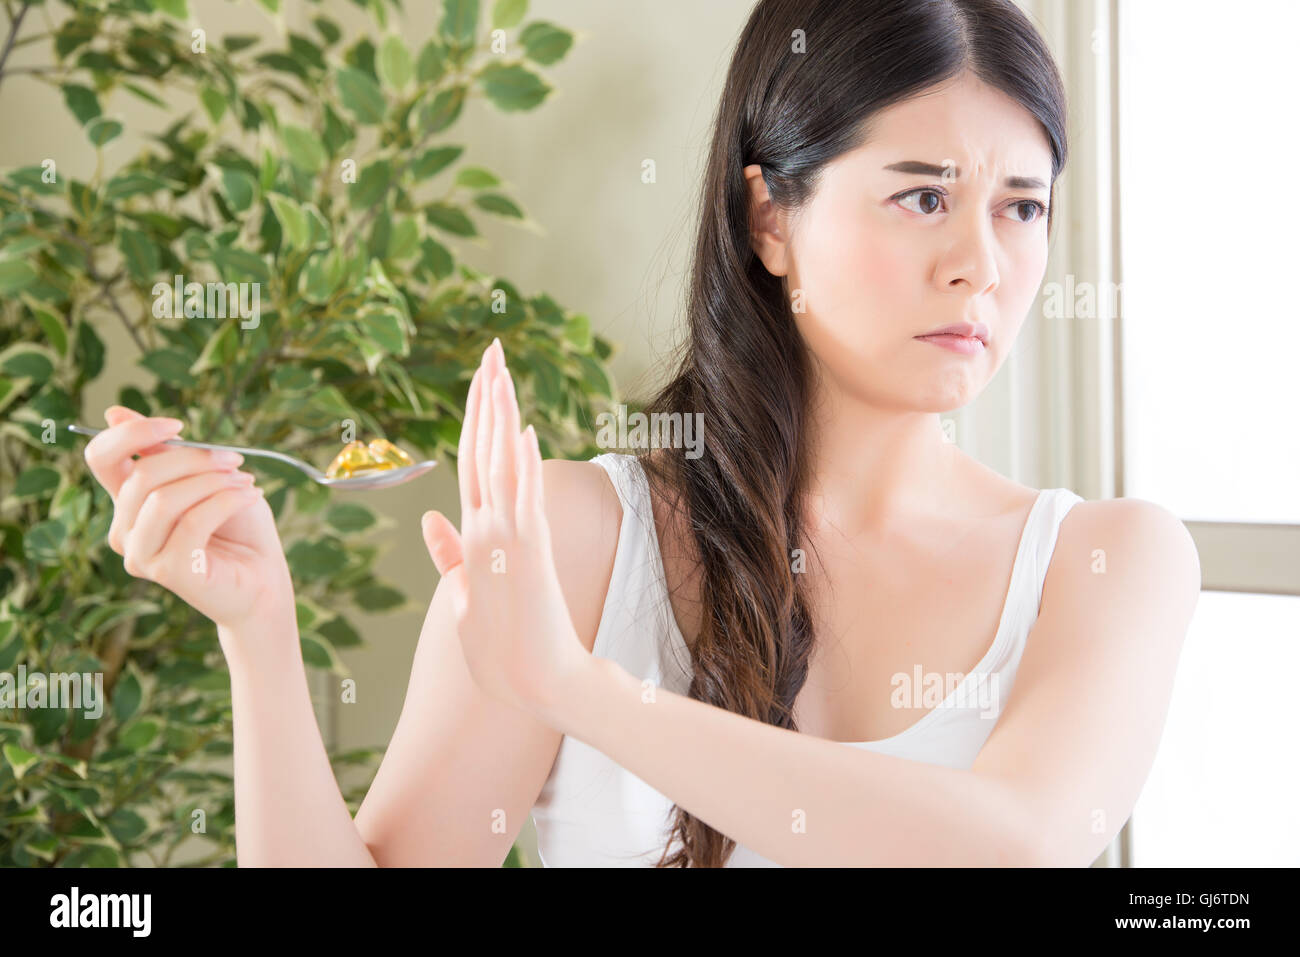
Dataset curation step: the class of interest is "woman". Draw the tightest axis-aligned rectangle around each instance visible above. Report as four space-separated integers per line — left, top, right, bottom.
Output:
84 0 1200 867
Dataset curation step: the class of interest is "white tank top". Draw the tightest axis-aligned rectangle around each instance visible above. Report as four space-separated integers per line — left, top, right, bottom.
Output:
529 452 1084 867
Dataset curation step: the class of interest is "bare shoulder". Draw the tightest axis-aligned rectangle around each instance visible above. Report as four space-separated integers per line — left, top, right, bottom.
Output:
1043 495 1202 639
537 458 624 654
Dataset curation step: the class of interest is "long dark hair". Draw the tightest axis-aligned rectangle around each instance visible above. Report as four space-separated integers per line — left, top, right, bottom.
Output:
633 0 1069 867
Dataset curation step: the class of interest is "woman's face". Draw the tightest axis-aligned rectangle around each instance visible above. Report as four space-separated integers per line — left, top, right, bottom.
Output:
747 71 1054 413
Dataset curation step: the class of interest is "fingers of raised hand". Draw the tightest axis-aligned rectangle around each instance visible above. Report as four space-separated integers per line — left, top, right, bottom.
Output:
489 360 521 534
121 471 261 580
514 425 545 537
458 366 485 511
84 411 186 500
474 344 497 511
108 448 247 554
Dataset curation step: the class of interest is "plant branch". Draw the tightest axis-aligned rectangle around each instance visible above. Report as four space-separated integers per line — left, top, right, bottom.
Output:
0 0 32 91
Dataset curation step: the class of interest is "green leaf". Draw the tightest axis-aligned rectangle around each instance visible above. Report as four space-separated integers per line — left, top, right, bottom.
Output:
86 117 124 147
493 0 528 30
123 81 167 108
314 16 342 45
576 353 613 397
207 245 270 282
112 669 143 723
189 321 239 375
355 583 404 611
478 63 550 111
387 217 419 260
326 503 377 533
300 251 336 303
300 634 345 672
105 170 167 201
378 35 412 90
271 366 316 393
454 166 501 189
25 519 67 563
294 478 330 514
415 39 447 84
217 167 258 214
107 808 148 845
564 312 592 350
337 67 387 125
77 600 163 638
267 193 310 249
117 227 159 285
357 307 407 356
75 321 105 379
318 614 362 648
288 32 326 71
223 34 260 52
61 83 101 125
419 86 465 134
417 237 453 280
140 349 199 388
440 0 480 47
287 539 348 580
150 0 190 18
118 718 161 752
281 124 326 174
520 22 574 66
199 85 227 123
0 259 37 295
35 310 68 356
349 159 391 209
410 145 463 180
12 467 60 500
0 344 54 380
2 744 40 780
473 193 524 218
425 202 476 237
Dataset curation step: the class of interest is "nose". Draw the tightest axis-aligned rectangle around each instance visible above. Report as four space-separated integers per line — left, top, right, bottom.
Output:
938 211 999 296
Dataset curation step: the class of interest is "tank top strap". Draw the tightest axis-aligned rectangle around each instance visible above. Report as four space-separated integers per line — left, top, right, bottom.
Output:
1024 488 1086 613
589 452 644 520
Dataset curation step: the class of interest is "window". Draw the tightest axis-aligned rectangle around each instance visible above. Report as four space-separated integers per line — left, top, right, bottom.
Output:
1117 0 1300 866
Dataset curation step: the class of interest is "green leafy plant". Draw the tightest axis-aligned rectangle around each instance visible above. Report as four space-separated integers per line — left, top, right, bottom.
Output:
0 0 616 867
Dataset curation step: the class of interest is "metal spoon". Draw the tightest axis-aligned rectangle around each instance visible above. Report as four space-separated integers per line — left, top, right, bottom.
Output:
67 424 438 490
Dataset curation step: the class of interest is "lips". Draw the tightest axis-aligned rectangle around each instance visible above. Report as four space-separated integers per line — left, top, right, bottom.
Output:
914 320 989 345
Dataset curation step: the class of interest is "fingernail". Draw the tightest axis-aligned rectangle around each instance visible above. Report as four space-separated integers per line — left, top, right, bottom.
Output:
212 450 243 467
228 470 255 484
152 417 184 436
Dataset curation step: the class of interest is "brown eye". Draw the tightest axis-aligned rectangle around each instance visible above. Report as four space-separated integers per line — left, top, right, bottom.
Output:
1002 200 1048 223
896 188 946 215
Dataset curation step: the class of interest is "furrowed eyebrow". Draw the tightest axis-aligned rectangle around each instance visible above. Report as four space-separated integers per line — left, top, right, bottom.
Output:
883 160 1047 190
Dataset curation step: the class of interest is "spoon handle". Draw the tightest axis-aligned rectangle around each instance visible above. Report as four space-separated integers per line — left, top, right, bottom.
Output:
66 425 325 479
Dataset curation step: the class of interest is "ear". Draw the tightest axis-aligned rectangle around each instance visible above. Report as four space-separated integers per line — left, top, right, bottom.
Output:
743 163 793 278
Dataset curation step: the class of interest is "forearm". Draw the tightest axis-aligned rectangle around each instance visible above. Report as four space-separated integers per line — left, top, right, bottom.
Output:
220 609 377 867
551 657 1038 866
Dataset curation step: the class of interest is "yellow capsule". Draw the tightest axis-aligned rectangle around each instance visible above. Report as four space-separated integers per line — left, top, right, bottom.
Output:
367 438 413 469
325 438 416 478
325 440 372 479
